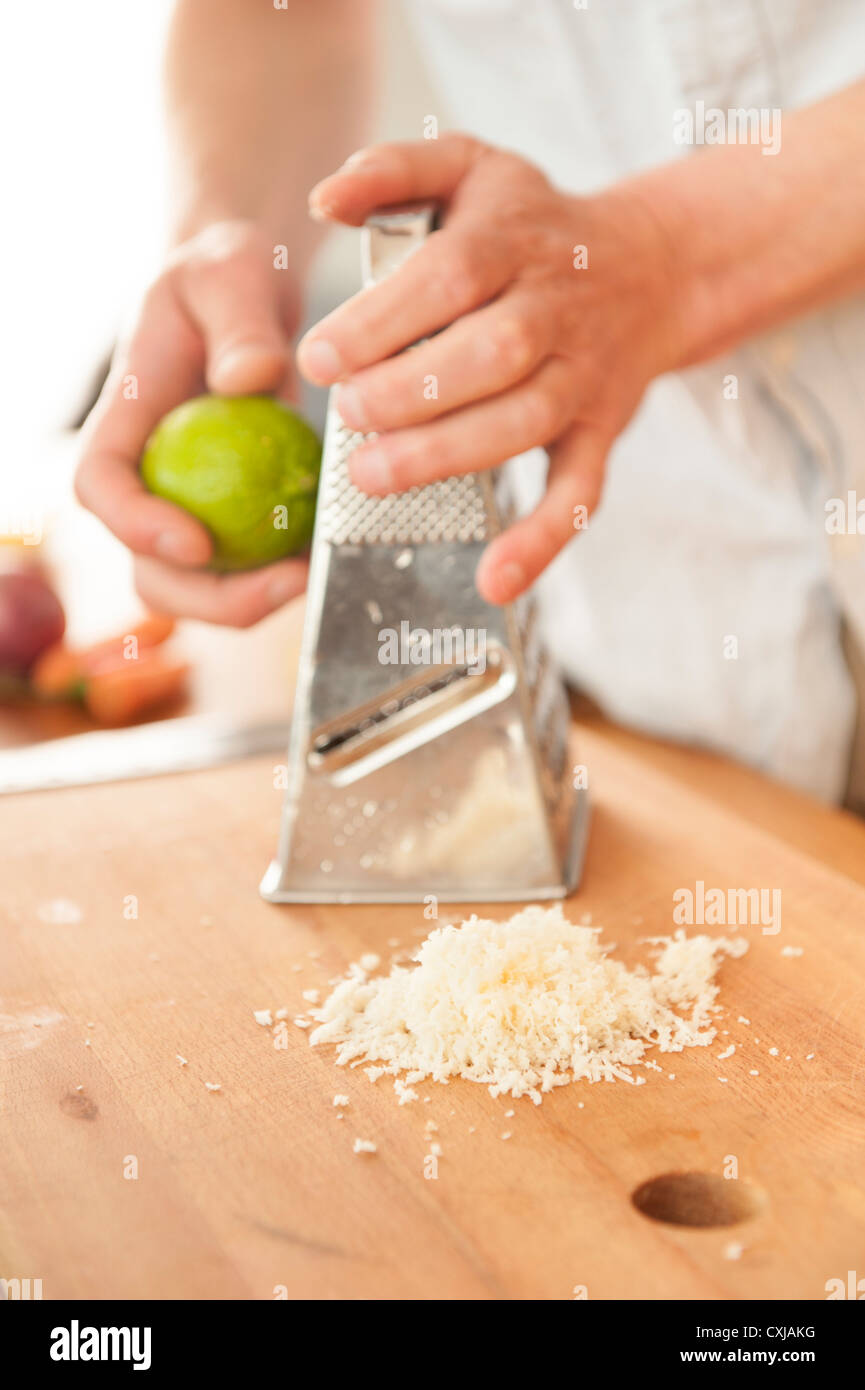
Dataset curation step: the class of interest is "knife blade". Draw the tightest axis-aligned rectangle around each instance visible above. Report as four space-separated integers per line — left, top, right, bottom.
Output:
0 716 291 794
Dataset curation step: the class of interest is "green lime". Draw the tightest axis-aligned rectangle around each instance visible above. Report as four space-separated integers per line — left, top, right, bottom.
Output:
140 395 321 571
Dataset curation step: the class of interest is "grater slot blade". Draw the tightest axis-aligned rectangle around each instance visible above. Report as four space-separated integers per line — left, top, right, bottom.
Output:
307 645 516 788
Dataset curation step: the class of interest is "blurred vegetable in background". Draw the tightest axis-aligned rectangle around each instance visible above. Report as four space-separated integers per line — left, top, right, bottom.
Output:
0 540 188 726
0 568 66 679
32 614 188 726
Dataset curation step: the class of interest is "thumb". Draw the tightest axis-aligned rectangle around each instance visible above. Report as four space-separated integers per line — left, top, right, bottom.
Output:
177 225 295 395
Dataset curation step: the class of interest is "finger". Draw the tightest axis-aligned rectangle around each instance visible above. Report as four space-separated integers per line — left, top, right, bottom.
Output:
308 133 487 226
275 359 302 407
177 223 293 394
75 280 214 566
349 358 576 493
475 424 608 604
297 217 513 387
133 555 308 629
334 289 553 433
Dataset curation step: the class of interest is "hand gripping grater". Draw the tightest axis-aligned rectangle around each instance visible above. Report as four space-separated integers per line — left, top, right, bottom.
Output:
260 205 590 904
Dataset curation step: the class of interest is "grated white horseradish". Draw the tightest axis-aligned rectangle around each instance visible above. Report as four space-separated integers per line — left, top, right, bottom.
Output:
308 905 748 1104
394 1079 419 1105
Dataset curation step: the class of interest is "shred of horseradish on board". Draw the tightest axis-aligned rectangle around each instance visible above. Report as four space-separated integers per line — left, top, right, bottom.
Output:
306 904 747 1105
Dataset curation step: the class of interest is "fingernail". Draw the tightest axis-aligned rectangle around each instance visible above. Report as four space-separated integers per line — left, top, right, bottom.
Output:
352 445 393 493
211 343 278 382
497 561 526 597
297 337 343 384
308 200 334 222
155 530 191 562
341 149 373 169
335 383 368 431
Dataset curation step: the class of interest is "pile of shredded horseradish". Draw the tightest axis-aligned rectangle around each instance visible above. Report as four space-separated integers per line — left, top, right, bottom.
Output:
308 905 747 1104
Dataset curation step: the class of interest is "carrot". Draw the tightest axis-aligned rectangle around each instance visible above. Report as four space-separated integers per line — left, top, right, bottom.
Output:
83 650 189 725
78 612 176 673
30 643 85 699
30 612 177 700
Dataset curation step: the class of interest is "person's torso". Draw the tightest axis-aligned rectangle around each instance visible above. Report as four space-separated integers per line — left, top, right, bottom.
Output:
404 0 865 801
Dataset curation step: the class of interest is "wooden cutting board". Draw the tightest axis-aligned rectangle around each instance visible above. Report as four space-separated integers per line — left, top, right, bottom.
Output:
2 714 864 1301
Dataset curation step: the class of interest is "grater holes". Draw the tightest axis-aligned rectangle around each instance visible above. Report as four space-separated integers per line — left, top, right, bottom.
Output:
319 407 489 546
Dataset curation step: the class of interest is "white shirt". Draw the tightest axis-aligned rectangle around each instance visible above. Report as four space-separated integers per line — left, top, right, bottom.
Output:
405 0 865 801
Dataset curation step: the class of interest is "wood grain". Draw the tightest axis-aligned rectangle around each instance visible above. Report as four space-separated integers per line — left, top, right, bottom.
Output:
2 720 864 1300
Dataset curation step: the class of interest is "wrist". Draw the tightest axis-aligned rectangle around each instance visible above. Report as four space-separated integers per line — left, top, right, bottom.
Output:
170 199 245 249
588 178 696 377
615 145 821 370
168 196 321 278
170 204 278 252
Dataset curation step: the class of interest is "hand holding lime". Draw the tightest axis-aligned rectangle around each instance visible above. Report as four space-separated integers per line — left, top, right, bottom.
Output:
141 395 321 571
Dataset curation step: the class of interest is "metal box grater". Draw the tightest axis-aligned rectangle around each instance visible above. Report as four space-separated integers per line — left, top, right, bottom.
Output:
260 206 590 903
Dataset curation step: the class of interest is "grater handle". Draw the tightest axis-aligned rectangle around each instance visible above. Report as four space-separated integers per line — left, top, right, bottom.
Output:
361 204 438 289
